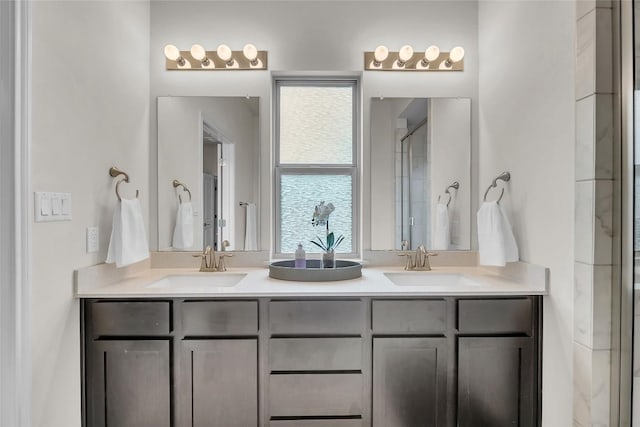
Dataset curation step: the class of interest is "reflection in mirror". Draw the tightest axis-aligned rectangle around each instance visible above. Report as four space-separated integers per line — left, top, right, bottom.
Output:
370 97 471 250
158 96 260 251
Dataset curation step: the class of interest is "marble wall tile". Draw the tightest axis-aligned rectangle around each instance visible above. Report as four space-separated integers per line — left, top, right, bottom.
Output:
574 262 593 347
592 180 613 265
576 8 613 100
576 0 612 21
575 180 613 265
591 264 612 350
575 95 614 181
574 343 612 427
574 342 592 427
575 181 595 264
574 263 612 350
576 10 596 100
594 8 613 94
591 349 612 426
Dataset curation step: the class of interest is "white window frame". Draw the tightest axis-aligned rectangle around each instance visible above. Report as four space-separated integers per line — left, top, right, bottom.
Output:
273 78 360 257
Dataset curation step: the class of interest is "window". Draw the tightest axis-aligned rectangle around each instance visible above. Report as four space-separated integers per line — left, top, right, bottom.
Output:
275 79 359 255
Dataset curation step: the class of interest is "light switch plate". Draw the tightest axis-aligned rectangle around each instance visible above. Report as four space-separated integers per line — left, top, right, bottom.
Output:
35 192 72 222
86 227 99 253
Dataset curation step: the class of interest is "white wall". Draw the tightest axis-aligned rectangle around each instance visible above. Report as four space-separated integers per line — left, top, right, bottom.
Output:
478 1 575 425
157 96 259 251
149 0 480 252
30 2 150 426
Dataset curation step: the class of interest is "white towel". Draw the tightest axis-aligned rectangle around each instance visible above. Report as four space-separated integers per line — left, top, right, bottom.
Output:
244 202 257 251
432 203 450 250
106 198 149 268
172 202 194 249
477 201 519 266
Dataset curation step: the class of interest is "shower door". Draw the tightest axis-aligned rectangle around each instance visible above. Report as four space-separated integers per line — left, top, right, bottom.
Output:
398 122 430 250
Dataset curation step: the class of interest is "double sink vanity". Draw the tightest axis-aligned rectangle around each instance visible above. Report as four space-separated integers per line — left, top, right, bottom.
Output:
76 92 545 426
77 255 546 427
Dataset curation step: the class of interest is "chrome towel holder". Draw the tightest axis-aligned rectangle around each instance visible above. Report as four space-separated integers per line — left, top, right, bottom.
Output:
437 181 460 207
172 179 192 203
109 166 139 201
483 171 511 203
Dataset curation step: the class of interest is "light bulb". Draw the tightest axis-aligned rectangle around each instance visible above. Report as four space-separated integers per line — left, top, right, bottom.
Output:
164 44 185 66
373 45 389 65
190 44 210 66
424 45 440 62
217 44 233 63
190 44 206 60
447 46 465 65
398 45 414 64
243 43 258 63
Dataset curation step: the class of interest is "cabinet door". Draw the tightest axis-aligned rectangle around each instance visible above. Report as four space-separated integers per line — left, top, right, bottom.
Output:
458 337 535 427
372 338 448 427
86 340 171 427
179 339 258 427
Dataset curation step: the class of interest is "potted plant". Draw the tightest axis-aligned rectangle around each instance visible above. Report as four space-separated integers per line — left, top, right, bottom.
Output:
310 201 344 268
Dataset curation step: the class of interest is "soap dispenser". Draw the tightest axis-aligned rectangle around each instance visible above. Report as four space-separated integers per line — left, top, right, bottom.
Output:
294 243 306 269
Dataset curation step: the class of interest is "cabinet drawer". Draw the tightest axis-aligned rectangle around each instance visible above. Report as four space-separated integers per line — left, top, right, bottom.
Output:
181 300 258 335
270 338 362 371
372 299 447 333
90 301 170 336
270 420 362 427
269 374 362 417
269 300 364 334
458 299 532 335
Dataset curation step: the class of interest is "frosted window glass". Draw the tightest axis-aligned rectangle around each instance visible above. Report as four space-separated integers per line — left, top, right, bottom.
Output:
279 86 353 164
280 174 352 253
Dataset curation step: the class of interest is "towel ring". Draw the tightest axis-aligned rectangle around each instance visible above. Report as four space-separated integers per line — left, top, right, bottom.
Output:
110 167 139 201
437 181 460 207
172 180 192 203
483 171 511 203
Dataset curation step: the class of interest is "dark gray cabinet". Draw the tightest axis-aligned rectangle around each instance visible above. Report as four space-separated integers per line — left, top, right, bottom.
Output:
458 337 536 427
82 296 540 427
85 340 171 427
372 337 448 427
179 339 258 427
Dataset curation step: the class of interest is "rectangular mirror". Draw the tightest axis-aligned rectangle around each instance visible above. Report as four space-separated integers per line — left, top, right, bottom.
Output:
370 97 471 251
157 96 260 251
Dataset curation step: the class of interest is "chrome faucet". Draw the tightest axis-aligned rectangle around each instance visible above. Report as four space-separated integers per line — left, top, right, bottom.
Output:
193 245 232 272
398 245 437 271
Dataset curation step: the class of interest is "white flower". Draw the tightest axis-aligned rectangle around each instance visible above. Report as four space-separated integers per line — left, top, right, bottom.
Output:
311 201 335 226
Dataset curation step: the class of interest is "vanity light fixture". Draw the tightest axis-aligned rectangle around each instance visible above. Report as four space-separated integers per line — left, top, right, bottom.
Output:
163 43 268 71
364 44 464 72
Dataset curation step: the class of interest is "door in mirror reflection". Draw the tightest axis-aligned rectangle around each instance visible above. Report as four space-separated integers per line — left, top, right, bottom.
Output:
157 96 260 252
370 97 471 251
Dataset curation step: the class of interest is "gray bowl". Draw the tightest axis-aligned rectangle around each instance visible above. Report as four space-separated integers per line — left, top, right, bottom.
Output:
269 260 362 282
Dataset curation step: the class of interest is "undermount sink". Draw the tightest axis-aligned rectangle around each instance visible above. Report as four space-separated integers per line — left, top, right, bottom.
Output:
146 273 247 289
384 272 480 287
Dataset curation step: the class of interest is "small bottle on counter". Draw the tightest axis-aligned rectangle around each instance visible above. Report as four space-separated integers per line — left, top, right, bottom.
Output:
294 243 306 269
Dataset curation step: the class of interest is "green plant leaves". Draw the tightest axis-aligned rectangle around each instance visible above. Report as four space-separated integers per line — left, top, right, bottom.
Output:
327 232 335 249
309 231 345 253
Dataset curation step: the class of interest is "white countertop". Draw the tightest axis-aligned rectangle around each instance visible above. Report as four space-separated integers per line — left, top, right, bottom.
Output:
75 264 548 298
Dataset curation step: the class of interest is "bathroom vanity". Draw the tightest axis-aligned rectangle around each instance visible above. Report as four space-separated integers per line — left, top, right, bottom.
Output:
78 265 544 427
